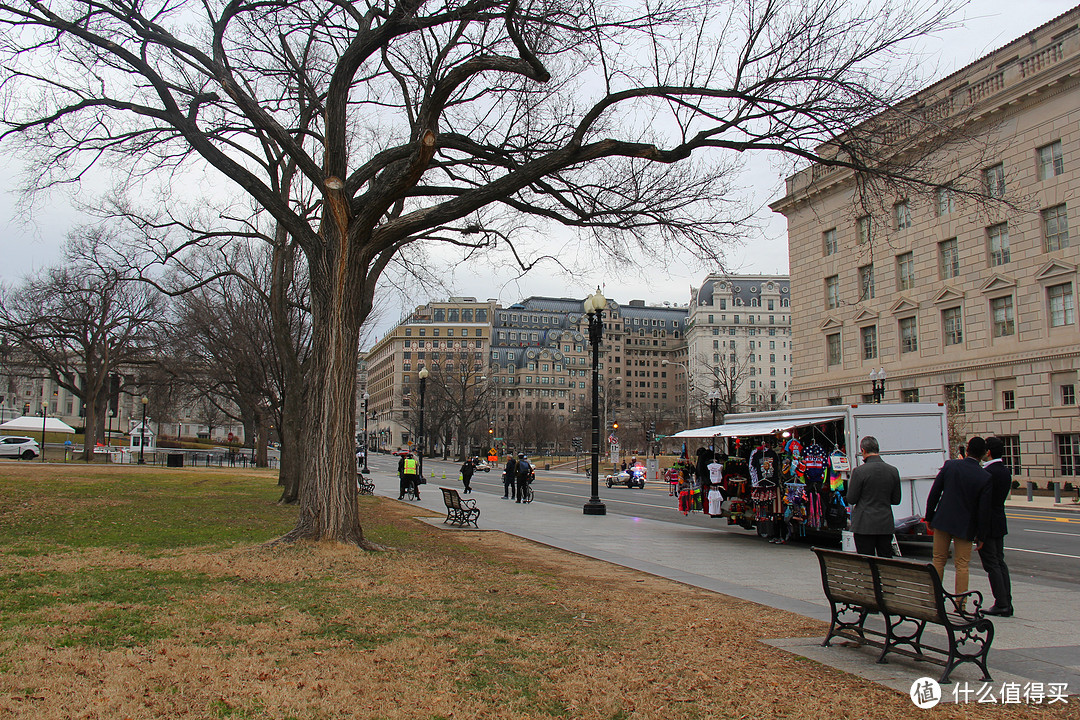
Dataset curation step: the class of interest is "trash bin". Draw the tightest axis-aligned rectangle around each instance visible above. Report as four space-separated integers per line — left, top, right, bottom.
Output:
166 453 184 468
544 463 550 470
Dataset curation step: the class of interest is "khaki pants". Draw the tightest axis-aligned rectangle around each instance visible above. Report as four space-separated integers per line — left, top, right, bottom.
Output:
932 529 974 596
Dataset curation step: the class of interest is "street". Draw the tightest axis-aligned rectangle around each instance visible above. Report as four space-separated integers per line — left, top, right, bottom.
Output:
382 454 1080 587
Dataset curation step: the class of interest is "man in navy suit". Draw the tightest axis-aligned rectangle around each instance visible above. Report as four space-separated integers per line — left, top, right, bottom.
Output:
978 437 1014 616
925 436 992 599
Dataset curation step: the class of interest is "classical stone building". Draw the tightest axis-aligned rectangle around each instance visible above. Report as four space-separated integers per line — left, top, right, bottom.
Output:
771 10 1080 481
686 274 792 418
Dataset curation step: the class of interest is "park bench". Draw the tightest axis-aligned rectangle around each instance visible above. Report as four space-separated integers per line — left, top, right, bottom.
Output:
813 547 994 684
440 487 480 528
357 473 375 496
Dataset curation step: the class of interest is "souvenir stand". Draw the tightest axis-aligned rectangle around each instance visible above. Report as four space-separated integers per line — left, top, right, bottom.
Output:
671 416 853 543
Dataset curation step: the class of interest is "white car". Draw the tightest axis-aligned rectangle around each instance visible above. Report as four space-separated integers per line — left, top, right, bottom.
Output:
0 436 40 460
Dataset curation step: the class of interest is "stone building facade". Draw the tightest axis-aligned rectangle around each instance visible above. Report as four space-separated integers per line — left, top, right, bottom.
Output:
771 10 1080 481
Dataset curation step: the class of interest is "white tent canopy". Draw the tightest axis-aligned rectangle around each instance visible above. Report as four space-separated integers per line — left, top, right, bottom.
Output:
0 416 77 434
669 412 847 439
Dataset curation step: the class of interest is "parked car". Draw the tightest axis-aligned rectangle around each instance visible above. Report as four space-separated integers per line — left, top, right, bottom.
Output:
0 436 40 460
392 449 411 457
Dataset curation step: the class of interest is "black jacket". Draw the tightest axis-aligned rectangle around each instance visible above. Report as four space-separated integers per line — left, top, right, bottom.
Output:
925 457 992 541
982 459 1011 538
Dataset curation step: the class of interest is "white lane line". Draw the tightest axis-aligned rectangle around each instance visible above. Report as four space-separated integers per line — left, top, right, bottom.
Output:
1024 529 1080 537
1004 546 1080 560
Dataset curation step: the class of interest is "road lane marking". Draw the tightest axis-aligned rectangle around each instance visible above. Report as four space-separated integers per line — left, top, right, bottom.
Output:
1024 529 1080 537
1003 546 1080 560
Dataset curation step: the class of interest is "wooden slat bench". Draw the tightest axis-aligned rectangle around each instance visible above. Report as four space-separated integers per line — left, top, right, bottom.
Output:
440 487 480 528
813 548 994 684
357 473 375 496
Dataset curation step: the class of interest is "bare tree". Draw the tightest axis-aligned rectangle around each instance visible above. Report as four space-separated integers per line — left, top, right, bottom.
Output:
424 360 492 461
0 0 969 545
0 232 162 459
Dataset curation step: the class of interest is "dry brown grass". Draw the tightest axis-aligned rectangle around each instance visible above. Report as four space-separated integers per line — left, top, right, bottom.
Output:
0 477 1076 720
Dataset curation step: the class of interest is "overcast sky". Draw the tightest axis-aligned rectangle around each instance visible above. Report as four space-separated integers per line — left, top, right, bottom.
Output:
2 0 1077 340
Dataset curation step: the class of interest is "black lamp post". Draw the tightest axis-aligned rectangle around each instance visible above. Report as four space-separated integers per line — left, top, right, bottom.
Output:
870 368 886 403
418 366 429 478
583 287 607 516
40 400 47 462
139 396 148 464
362 391 370 473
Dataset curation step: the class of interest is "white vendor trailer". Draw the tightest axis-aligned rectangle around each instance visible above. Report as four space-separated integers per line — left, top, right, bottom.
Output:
671 402 950 538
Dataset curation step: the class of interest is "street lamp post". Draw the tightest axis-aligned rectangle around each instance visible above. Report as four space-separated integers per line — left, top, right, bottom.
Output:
583 287 607 516
139 396 148 464
869 368 886 403
40 401 47 462
362 392 371 474
707 389 721 452
418 367 429 478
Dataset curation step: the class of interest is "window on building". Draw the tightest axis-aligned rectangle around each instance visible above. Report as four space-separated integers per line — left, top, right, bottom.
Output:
1049 283 1075 327
859 264 875 300
984 162 1005 198
860 325 878 360
896 252 914 291
899 316 918 353
936 185 955 216
1043 204 1069 251
939 238 959 279
1037 140 1064 180
894 200 912 230
945 382 966 413
901 388 920 403
1057 434 1080 476
825 275 839 309
1002 389 1016 411
1000 435 1022 473
942 307 963 346
857 215 871 245
826 333 841 366
987 223 1010 266
978 289 1012 338
1063 384 1076 406
823 228 837 256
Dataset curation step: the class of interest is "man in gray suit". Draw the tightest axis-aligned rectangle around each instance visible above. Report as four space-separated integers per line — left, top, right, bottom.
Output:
846 436 902 557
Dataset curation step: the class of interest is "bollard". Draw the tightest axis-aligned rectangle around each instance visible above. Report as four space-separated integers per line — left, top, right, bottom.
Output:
1027 481 1034 502
1054 481 1062 504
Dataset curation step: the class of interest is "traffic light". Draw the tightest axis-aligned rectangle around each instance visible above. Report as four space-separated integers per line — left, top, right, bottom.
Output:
612 421 619 430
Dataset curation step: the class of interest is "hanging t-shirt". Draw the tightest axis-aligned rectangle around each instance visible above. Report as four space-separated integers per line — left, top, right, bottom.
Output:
803 443 828 485
707 461 724 485
783 438 804 482
707 488 725 515
753 448 780 487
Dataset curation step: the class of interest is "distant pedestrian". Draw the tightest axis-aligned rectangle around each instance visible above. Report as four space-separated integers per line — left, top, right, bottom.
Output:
503 453 517 500
397 453 407 499
846 436 902 557
515 453 532 503
979 437 1014 616
926 436 992 600
460 459 475 494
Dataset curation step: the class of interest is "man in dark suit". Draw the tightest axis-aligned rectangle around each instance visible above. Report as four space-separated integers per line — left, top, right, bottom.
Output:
925 436 992 598
979 437 1013 616
847 435 902 557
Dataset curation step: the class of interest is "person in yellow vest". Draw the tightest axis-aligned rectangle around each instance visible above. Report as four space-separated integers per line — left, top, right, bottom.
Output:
400 453 421 500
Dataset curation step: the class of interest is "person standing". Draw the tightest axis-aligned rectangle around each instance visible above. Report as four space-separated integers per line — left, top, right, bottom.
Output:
515 453 532 503
846 436 902 557
397 452 407 500
460 459 475 495
503 453 517 500
979 437 1014 616
925 436 992 598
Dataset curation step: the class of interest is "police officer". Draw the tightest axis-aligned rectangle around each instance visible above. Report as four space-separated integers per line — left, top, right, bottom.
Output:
503 452 517 500
515 453 532 503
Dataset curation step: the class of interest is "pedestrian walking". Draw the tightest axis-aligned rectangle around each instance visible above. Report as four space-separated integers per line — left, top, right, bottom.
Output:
846 436 902 557
979 436 1014 616
503 453 517 500
925 436 992 599
460 459 475 494
515 453 532 503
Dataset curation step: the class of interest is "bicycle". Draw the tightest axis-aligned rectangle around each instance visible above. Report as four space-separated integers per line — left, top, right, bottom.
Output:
521 481 534 503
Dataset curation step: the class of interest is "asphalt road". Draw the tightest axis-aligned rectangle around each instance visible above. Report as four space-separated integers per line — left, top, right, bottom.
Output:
379 454 1080 587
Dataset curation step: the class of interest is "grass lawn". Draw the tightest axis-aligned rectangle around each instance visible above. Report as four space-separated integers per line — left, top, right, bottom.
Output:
0 463 1070 719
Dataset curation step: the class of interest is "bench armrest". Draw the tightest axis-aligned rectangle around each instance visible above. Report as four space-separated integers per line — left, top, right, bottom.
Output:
461 498 478 510
944 589 984 619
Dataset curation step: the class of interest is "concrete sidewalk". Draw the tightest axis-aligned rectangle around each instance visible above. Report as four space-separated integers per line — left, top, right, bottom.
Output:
370 471 1079 699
